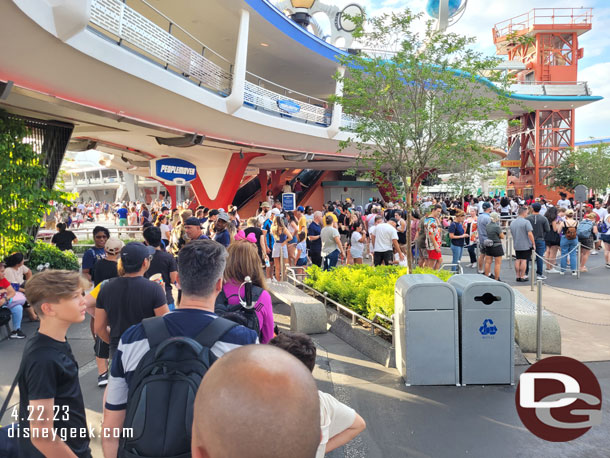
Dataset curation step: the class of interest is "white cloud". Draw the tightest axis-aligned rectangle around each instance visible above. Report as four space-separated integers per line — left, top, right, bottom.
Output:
575 62 610 140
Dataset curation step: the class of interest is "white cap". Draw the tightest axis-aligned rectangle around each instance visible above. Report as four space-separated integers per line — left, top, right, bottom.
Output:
270 208 281 216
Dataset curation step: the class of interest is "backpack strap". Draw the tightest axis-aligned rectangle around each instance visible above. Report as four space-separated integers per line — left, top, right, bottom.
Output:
195 317 238 348
142 316 171 348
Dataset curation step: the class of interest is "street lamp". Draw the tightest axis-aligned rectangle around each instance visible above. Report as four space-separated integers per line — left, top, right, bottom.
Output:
289 0 316 28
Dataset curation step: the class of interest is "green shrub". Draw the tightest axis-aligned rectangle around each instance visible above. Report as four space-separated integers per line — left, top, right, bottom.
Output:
27 241 80 271
304 265 453 321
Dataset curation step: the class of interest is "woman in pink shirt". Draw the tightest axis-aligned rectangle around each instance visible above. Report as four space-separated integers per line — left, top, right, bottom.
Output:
223 240 275 343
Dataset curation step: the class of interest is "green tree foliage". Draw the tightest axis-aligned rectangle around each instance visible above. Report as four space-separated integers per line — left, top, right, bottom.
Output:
0 110 70 257
332 9 513 265
549 145 610 194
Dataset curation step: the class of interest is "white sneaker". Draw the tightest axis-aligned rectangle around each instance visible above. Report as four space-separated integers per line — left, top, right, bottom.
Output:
469 263 477 268
559 271 565 275
572 271 578 276
591 250 598 255
478 270 485 275
547 268 560 274
536 275 547 280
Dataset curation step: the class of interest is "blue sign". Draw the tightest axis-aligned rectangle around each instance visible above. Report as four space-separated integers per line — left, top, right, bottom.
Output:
479 319 497 336
151 158 197 183
277 100 301 114
282 192 296 212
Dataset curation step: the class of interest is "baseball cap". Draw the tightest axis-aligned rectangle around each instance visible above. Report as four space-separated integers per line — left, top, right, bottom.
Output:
270 208 281 216
120 242 155 271
482 202 492 210
184 217 201 227
208 209 219 217
297 205 305 212
217 211 230 222
105 237 124 255
261 202 271 208
531 202 542 212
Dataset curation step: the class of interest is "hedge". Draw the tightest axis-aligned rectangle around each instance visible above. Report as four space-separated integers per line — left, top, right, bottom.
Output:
304 264 453 321
27 241 80 271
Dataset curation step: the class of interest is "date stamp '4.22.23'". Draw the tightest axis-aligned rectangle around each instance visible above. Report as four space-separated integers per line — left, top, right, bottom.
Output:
8 405 133 441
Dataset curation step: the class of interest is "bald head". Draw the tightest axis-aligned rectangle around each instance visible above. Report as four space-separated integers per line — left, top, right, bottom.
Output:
192 345 320 458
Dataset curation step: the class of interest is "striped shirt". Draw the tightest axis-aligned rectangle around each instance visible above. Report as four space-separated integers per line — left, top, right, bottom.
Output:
105 309 259 410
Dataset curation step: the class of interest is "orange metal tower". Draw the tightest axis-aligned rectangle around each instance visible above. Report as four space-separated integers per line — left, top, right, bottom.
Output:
492 8 593 198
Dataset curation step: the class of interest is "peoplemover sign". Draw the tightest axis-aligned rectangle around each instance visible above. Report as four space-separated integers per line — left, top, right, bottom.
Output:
150 158 197 183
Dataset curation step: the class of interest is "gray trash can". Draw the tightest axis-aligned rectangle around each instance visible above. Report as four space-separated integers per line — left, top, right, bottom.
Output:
448 274 514 385
395 274 459 386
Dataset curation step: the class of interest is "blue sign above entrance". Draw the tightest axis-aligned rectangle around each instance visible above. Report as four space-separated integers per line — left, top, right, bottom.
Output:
150 158 197 183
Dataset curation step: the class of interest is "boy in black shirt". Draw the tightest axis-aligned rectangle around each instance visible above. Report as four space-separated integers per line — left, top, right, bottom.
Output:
17 269 91 457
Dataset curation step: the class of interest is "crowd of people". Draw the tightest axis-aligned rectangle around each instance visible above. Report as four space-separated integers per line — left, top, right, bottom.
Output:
3 189 609 457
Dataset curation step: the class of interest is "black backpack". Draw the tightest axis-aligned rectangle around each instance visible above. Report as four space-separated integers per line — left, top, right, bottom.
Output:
214 283 264 340
119 316 237 458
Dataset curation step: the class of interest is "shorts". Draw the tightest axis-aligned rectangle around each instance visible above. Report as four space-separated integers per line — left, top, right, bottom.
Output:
515 249 532 260
296 257 308 266
350 249 363 259
288 235 298 245
374 250 394 266
272 243 288 259
601 234 610 244
427 250 442 260
119 218 127 226
94 336 110 359
486 244 504 258
579 236 594 250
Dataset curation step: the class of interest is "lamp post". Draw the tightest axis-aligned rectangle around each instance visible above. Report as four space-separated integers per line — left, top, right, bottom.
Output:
289 0 316 28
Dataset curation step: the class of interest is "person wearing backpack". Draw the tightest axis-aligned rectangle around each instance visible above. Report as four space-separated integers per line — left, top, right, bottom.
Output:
217 240 275 343
599 213 610 269
102 240 258 458
577 213 598 273
560 209 579 276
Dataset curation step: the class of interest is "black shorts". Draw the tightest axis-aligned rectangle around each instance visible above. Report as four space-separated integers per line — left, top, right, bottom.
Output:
515 249 532 260
579 237 594 250
94 336 110 359
486 245 504 258
374 250 394 266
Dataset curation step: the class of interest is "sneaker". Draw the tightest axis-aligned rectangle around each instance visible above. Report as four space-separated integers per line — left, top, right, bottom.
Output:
9 329 26 339
488 274 495 280
98 371 109 387
547 268 560 274
478 270 485 275
606 264 610 269
522 276 529 281
536 275 547 280
515 278 523 282
559 271 565 276
591 250 598 255
572 271 578 277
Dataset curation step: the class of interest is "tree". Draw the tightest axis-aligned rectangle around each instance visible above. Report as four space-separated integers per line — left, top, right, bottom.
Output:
549 145 610 195
332 10 513 266
0 110 70 257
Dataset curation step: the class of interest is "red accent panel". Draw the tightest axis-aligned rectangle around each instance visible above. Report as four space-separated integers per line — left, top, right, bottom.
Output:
190 153 264 209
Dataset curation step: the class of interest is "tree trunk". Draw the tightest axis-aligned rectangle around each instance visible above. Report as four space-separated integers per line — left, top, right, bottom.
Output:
403 180 414 272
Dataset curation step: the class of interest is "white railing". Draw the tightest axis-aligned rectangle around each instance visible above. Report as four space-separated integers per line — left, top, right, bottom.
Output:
89 0 232 94
510 81 590 96
243 74 330 125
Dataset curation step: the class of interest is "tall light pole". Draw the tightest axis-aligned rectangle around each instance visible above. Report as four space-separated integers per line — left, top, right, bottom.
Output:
437 0 449 32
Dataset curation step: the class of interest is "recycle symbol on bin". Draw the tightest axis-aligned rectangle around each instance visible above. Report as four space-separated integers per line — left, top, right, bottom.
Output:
479 319 498 336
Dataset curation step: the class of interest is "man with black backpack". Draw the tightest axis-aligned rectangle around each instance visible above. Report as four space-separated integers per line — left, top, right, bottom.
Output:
101 240 258 458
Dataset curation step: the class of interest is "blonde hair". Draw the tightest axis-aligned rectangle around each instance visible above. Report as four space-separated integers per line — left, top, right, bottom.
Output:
587 213 597 220
271 216 285 240
180 210 193 222
224 241 267 290
26 270 90 316
565 209 574 217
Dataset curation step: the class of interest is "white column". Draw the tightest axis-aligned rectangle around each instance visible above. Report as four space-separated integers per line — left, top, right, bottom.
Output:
327 66 345 138
226 9 250 114
437 0 449 32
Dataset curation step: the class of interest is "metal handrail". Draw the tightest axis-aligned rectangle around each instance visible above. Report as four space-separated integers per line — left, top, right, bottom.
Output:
131 0 231 64
285 268 394 337
494 8 593 39
245 72 328 105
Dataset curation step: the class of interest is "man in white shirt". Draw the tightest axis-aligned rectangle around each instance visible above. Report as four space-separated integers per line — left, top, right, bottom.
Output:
371 217 404 266
593 201 608 253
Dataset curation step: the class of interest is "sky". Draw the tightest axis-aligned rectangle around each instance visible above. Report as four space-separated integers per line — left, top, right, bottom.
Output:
331 0 610 141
